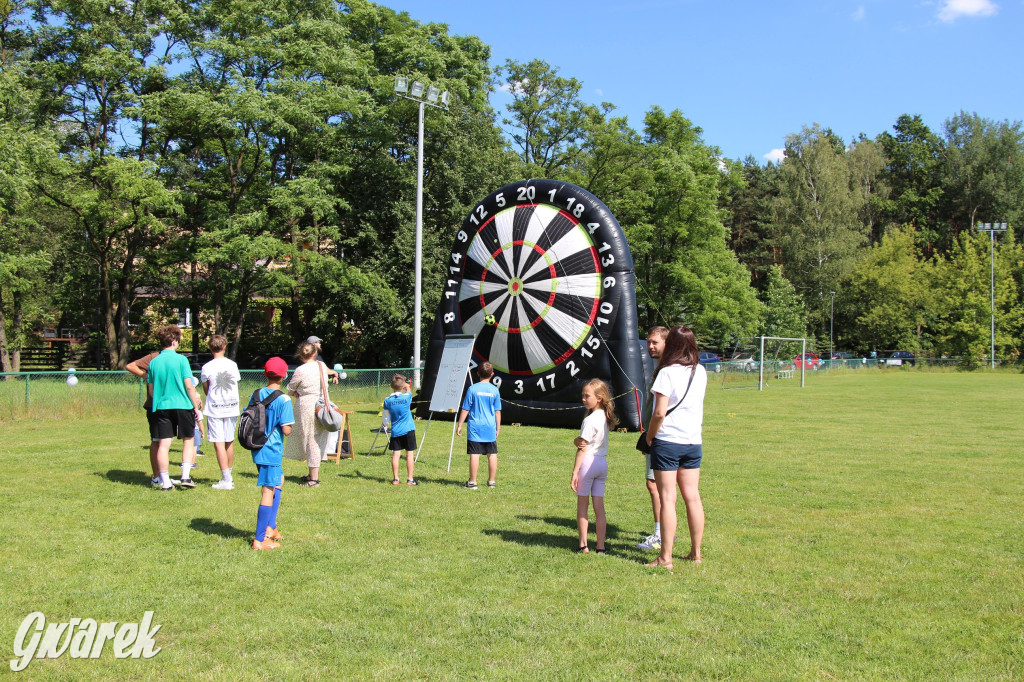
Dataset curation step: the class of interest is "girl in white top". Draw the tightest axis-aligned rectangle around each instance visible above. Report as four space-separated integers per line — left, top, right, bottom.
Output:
643 325 708 570
570 379 617 554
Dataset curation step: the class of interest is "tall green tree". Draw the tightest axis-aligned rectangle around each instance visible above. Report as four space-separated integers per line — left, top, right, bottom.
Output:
759 265 806 338
772 124 869 336
844 226 933 352
635 107 762 344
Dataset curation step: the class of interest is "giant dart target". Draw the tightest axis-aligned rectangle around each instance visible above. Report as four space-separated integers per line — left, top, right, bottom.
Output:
418 180 648 430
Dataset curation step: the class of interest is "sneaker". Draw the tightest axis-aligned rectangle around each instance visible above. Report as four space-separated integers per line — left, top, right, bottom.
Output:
487 481 496 488
391 479 400 485
150 477 161 487
160 484 175 491
265 527 283 542
636 534 662 551
407 479 419 486
179 478 197 489
252 538 280 550
211 480 234 490
196 450 205 456
464 481 478 490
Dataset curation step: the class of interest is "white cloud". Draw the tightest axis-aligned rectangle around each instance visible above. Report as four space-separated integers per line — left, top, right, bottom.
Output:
937 0 998 22
852 5 865 21
764 148 785 164
594 88 603 96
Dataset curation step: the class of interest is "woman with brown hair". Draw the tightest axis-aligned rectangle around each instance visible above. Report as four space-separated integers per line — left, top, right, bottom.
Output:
642 325 708 569
284 342 331 486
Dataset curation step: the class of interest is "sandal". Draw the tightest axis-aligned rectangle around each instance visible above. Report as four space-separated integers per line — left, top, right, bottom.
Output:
300 479 320 487
595 547 607 554
391 479 400 485
574 546 589 554
645 556 673 570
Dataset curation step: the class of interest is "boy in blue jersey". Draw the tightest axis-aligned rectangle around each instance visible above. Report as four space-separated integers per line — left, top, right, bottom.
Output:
456 362 502 490
383 374 418 486
251 357 295 550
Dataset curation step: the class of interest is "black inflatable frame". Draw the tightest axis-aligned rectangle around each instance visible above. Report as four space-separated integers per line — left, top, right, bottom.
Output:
416 180 648 430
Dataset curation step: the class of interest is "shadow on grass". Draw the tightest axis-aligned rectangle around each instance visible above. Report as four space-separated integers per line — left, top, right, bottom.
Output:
189 517 249 540
516 514 628 539
337 469 391 484
99 469 152 486
485 525 649 562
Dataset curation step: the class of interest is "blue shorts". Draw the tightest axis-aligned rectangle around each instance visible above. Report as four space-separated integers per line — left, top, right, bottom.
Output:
256 464 283 488
649 440 703 471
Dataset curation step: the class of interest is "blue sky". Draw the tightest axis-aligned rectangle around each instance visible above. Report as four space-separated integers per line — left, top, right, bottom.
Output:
383 0 1023 162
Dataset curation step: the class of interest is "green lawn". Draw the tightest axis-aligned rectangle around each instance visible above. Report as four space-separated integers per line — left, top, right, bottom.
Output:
1 372 1021 680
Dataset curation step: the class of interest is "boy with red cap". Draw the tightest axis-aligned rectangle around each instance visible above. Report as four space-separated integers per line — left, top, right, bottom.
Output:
251 357 295 550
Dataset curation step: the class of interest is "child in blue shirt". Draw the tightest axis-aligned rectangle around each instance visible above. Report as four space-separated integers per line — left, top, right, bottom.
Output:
251 357 295 551
383 374 418 486
456 362 502 489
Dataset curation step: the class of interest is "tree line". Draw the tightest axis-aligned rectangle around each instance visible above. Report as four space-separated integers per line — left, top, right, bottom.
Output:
1 0 1022 371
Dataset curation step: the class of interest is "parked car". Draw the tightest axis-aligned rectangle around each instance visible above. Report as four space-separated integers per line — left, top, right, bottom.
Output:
879 350 916 367
698 351 722 373
727 353 759 373
793 352 822 369
829 351 857 360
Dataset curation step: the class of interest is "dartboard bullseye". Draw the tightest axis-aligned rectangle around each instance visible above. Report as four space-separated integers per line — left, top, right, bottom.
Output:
439 180 624 399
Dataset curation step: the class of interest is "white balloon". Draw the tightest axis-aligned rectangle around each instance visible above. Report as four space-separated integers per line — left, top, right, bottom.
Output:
66 375 79 386
339 372 348 380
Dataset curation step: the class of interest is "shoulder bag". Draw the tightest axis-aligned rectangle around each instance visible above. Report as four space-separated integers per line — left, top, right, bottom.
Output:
636 366 696 454
314 362 344 432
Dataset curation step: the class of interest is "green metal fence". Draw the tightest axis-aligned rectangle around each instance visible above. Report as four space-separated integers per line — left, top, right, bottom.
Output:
0 368 416 418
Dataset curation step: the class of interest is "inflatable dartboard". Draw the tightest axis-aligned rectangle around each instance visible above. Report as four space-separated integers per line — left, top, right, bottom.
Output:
419 180 648 430
437 180 630 398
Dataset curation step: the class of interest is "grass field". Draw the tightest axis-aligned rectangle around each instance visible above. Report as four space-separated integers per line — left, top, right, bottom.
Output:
1 371 1021 680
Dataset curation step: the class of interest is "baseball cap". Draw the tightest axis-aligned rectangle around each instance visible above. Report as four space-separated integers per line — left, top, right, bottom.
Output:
306 336 322 344
264 357 289 378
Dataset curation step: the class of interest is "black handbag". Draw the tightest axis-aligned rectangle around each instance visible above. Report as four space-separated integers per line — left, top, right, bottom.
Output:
636 367 696 454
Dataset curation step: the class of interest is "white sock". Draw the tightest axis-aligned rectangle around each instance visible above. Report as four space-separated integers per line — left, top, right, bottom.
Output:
159 471 171 486
654 522 661 537
182 462 192 480
222 468 232 482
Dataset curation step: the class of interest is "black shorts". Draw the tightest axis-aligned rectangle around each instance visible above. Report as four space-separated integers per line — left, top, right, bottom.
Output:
388 431 417 452
150 408 196 441
467 440 498 455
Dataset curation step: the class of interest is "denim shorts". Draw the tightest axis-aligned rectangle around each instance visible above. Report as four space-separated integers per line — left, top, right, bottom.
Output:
256 464 283 488
649 440 703 471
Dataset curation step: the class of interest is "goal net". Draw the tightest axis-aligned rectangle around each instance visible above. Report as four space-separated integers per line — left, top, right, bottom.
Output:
757 336 808 390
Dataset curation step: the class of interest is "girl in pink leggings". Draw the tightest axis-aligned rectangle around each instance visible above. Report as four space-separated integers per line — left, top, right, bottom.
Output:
570 380 618 553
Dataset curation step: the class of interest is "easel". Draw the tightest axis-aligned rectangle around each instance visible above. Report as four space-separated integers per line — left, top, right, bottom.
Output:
325 411 355 463
416 334 477 471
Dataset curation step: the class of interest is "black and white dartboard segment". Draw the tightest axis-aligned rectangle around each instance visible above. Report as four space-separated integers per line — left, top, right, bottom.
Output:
439 180 626 399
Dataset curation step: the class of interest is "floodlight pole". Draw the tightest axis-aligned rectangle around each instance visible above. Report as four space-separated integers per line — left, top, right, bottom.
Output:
829 291 835 366
974 222 1008 370
395 78 450 388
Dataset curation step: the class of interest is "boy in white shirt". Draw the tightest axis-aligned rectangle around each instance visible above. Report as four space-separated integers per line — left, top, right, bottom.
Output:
200 335 242 490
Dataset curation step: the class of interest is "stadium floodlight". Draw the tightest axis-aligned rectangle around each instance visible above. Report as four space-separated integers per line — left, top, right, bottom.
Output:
975 221 1010 368
390 77 454 387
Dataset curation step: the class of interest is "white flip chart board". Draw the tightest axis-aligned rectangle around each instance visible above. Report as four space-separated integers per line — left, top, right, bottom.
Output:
428 334 476 413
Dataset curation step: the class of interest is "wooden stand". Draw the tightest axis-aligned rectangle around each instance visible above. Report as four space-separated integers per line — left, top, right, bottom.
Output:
326 411 355 463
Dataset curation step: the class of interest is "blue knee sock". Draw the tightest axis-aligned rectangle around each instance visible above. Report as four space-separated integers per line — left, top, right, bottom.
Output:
255 504 272 542
270 488 281 529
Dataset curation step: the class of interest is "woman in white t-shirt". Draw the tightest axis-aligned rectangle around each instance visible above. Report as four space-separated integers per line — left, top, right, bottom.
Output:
643 325 708 569
570 380 617 554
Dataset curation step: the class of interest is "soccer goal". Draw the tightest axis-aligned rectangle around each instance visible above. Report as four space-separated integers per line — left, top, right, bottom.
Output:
717 338 763 390
758 336 808 390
